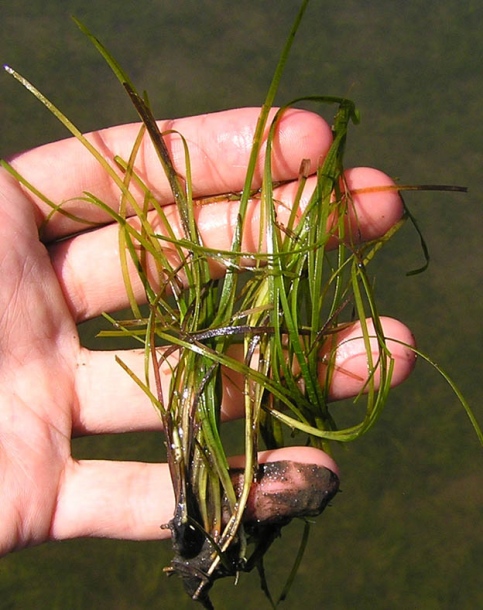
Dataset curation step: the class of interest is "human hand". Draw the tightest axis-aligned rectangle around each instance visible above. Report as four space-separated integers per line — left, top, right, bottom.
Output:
0 107 415 556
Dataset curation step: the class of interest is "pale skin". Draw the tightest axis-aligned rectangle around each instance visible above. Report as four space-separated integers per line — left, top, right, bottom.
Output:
0 107 416 557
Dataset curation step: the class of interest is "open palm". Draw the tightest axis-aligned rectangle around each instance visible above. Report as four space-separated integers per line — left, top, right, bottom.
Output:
0 107 415 557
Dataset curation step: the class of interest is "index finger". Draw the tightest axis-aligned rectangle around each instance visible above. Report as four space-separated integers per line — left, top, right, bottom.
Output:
8 107 333 242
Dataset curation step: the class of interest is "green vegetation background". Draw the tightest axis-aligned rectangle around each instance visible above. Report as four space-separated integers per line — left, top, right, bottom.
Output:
1 1 482 608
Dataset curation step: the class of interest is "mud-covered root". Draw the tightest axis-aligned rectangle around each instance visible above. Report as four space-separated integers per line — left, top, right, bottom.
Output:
165 460 340 608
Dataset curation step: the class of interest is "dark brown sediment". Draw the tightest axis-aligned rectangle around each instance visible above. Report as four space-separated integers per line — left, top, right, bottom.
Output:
229 460 340 524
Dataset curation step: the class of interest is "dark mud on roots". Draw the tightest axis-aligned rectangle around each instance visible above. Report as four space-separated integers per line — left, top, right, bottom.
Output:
165 460 340 608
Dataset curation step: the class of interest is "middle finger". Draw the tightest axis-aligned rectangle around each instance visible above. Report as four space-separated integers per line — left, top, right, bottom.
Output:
51 166 402 322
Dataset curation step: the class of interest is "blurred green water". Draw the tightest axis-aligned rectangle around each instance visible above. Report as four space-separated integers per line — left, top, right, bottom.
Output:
0 1 482 608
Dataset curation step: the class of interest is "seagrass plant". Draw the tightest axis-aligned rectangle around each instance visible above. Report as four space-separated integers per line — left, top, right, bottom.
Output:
3 1 482 608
